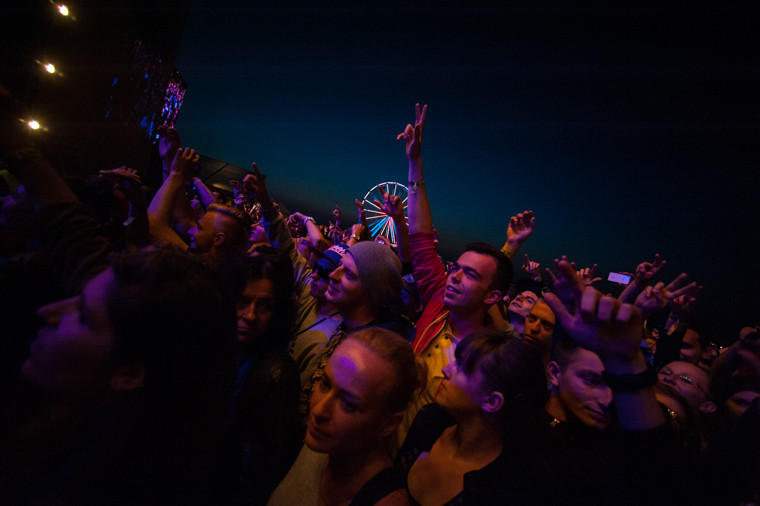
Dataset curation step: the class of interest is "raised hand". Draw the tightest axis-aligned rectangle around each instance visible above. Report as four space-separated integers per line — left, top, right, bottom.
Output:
100 165 141 185
286 215 302 237
355 198 368 227
99 166 142 199
669 279 702 321
328 221 343 244
288 211 308 228
633 273 700 319
347 223 369 244
332 205 341 227
229 180 247 206
522 254 541 280
633 284 668 319
170 147 199 181
544 261 644 369
373 192 405 222
634 254 667 286
545 255 584 306
577 264 602 286
396 103 428 161
157 125 181 162
506 210 536 252
242 162 268 198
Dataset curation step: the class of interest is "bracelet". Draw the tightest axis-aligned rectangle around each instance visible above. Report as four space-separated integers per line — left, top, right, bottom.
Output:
408 180 424 192
303 216 317 226
500 245 516 259
1 147 45 167
351 233 361 241
602 367 657 393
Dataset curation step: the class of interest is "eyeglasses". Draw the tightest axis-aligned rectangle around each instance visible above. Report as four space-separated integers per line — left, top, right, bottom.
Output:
659 367 708 398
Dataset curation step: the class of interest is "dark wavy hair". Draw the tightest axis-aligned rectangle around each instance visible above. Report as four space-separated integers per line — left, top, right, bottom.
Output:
239 247 296 356
456 329 547 426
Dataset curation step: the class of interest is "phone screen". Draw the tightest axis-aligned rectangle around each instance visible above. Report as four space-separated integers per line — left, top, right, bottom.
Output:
608 272 631 284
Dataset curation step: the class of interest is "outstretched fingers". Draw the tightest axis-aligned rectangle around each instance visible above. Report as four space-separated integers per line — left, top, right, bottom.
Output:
665 273 689 293
251 162 266 179
579 287 600 324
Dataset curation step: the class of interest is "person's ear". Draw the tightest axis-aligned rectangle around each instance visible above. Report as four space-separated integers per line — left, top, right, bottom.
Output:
699 401 717 414
548 361 562 390
481 391 505 414
484 290 502 306
213 232 225 246
110 363 145 391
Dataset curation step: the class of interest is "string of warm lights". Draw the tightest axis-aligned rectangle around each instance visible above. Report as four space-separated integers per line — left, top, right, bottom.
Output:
21 2 75 132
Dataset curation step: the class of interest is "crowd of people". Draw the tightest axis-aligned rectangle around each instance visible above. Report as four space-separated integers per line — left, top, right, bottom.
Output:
1 87 758 505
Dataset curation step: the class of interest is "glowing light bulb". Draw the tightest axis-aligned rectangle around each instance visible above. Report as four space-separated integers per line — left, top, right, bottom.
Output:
58 4 69 16
28 120 41 130
45 63 56 74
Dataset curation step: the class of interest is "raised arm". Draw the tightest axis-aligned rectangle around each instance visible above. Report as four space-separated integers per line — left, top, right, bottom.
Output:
398 103 431 234
374 192 411 264
577 264 602 287
156 125 197 235
157 125 181 182
500 210 535 259
633 273 700 320
147 147 198 248
544 259 665 431
289 212 330 252
522 254 542 283
243 162 274 214
332 204 342 229
345 223 369 247
192 176 220 210
619 254 667 303
355 198 368 229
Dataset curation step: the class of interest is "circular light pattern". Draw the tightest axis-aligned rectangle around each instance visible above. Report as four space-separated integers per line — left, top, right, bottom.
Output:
28 120 41 130
361 182 409 246
45 63 56 74
58 4 69 16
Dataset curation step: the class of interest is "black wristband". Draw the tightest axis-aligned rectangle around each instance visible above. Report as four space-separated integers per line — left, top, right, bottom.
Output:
602 367 658 393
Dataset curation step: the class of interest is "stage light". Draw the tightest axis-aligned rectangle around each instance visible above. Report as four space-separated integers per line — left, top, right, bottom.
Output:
34 59 64 77
19 118 48 132
50 1 73 18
